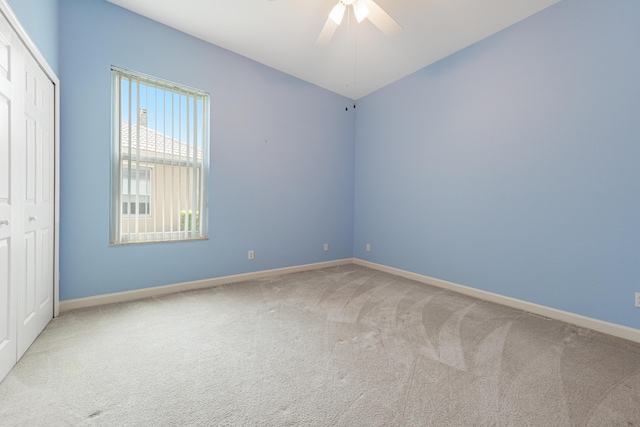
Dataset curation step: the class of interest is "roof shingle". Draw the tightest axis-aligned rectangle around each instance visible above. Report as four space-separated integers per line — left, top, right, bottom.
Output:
121 122 203 161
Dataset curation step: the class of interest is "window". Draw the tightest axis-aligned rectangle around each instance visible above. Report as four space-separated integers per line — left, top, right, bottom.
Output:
122 167 151 216
110 67 209 244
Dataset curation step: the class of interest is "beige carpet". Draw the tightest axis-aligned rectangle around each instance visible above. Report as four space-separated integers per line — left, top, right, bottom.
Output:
1 265 639 426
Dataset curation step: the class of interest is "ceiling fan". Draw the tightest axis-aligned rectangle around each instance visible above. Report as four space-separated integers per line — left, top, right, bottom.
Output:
315 0 402 46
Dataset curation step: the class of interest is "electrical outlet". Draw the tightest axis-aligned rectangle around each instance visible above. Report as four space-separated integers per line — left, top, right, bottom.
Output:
635 292 640 308
248 250 254 260
324 243 329 251
366 243 371 252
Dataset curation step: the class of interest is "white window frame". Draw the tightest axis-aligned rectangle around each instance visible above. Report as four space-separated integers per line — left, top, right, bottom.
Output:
110 66 210 245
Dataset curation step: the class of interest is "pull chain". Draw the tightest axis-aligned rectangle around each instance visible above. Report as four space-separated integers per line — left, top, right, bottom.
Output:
353 16 358 109
345 9 351 111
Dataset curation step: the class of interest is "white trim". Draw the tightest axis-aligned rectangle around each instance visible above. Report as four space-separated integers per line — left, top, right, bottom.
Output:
353 259 640 344
53 61 60 318
0 0 60 317
59 259 353 312
59 256 640 343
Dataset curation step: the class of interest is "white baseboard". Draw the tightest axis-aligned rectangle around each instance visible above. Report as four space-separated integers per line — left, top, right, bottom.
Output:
353 259 640 344
59 256 640 344
59 258 353 312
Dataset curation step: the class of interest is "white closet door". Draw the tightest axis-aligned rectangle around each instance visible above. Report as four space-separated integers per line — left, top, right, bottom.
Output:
0 5 55 379
0 11 19 381
16 37 54 359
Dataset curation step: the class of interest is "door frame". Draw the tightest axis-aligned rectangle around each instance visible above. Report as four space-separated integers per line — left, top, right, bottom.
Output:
0 0 60 316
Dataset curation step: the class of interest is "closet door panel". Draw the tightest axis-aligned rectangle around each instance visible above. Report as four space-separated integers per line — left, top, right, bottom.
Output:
33 52 54 332
17 49 53 359
0 235 13 381
0 12 17 382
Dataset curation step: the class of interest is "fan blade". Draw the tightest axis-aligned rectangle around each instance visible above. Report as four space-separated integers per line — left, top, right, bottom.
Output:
367 0 402 37
315 17 338 47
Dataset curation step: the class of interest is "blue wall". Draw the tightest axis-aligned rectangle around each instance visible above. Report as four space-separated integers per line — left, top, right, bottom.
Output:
58 0 355 300
6 0 58 74
354 0 640 329
15 0 640 330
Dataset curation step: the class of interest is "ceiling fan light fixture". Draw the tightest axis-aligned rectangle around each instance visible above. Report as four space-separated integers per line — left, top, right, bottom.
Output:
329 2 346 25
354 1 370 23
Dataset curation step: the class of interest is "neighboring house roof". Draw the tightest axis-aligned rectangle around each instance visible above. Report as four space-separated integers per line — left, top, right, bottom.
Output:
121 122 203 161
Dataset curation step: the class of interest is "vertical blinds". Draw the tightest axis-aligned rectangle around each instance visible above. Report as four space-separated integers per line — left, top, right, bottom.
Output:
110 67 209 244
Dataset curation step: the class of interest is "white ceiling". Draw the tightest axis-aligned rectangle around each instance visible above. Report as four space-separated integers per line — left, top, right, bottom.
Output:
106 0 560 100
